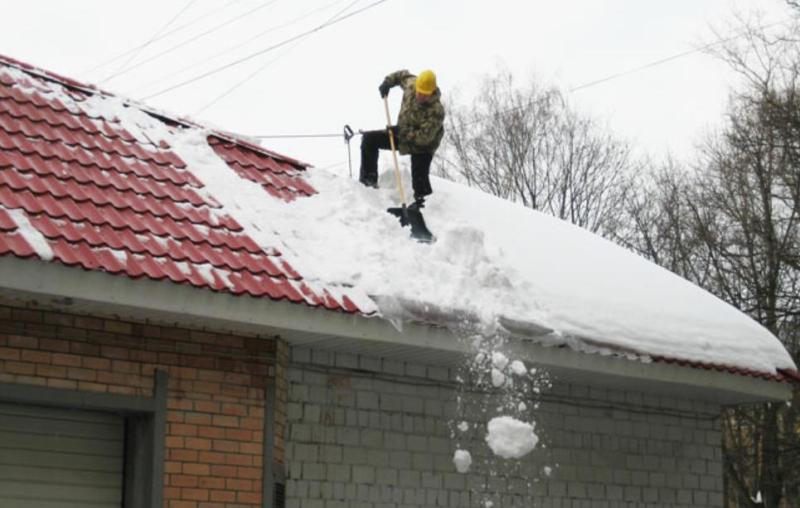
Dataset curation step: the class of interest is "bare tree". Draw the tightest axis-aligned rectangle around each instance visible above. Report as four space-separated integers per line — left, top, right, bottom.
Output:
623 14 800 507
439 69 633 237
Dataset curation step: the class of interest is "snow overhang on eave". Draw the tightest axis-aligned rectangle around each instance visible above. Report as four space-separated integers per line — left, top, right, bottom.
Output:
0 255 791 405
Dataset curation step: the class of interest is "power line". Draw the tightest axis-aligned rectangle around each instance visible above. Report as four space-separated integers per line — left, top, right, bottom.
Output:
254 133 344 139
82 0 245 76
106 0 200 82
244 18 793 144
101 0 282 84
568 18 790 93
195 0 362 114
133 0 351 96
142 0 391 101
453 17 794 129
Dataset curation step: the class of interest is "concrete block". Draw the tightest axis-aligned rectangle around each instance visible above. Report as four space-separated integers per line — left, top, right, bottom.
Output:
406 435 428 452
402 395 424 414
311 349 331 366
334 352 358 369
390 450 412 469
443 472 465 490
320 444 343 463
357 391 379 410
336 427 360 446
292 347 311 363
623 486 641 502
304 463 326 481
361 429 384 448
398 470 421 488
421 471 442 489
427 365 449 381
304 404 322 423
376 468 398 485
294 443 319 462
343 446 368 464
352 465 375 484
693 490 709 505
405 362 427 378
384 359 405 376
367 449 390 467
327 464 351 483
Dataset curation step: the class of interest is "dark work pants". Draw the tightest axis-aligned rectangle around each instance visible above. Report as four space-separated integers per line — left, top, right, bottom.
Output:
359 127 434 201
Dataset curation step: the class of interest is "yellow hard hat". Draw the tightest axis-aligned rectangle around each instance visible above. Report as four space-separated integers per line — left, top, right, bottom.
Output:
415 70 437 95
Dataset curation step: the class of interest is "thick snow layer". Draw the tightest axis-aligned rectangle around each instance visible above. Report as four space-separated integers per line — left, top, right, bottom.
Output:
453 449 472 473
247 165 795 374
485 416 539 459
20 65 792 376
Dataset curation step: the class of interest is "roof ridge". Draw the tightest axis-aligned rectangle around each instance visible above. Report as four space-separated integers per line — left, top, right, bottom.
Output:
0 53 310 170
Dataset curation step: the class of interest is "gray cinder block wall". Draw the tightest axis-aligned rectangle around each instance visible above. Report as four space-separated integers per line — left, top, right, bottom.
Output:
285 347 723 508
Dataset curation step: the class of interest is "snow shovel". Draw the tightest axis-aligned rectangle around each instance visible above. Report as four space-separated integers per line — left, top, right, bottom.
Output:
383 97 434 243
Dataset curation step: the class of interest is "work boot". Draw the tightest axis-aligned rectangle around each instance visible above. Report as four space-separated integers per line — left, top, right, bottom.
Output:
409 197 425 211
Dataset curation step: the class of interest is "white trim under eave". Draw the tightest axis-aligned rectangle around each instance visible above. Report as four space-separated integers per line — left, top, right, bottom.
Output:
0 255 791 404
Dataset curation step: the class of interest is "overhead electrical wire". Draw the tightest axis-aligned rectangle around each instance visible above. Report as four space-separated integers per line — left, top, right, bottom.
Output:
133 0 352 95
101 0 282 84
83 0 245 75
194 0 362 114
107 0 200 82
142 0 391 101
568 18 791 93
244 18 793 142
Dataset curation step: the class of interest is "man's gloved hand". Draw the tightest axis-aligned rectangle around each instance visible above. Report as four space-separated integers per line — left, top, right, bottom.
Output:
379 81 391 98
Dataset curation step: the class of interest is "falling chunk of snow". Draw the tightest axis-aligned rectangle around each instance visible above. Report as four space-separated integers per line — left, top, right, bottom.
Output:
510 360 527 375
543 466 553 477
453 449 472 473
491 351 509 370
457 421 469 432
485 416 539 459
484 501 494 508
491 368 506 387
752 491 763 504
518 402 527 412
475 352 486 364
529 367 538 375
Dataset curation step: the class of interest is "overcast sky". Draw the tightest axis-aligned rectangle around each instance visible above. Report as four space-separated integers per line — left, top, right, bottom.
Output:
0 1 795 174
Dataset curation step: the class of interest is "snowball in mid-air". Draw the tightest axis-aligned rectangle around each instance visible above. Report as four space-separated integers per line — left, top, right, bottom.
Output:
491 351 509 370
509 360 527 375
453 449 472 473
485 416 539 459
491 368 506 387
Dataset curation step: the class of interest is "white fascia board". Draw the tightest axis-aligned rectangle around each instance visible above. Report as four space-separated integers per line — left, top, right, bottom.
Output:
0 256 791 404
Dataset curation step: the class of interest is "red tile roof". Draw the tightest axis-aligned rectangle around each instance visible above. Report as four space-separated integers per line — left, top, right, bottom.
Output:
0 54 364 314
652 356 798 384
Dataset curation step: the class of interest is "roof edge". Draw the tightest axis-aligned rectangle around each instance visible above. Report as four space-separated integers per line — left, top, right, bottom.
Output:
0 255 790 403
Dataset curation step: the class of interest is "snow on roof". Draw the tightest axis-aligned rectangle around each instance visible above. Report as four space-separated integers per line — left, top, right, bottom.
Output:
0 54 795 380
251 166 796 377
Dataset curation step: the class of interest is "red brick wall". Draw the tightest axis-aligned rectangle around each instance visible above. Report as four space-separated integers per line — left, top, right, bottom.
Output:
0 298 286 508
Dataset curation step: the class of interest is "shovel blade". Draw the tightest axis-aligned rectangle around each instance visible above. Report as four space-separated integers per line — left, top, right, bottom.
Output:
386 205 434 243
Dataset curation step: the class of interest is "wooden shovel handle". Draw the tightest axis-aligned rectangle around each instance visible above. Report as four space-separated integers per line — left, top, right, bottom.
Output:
383 96 407 205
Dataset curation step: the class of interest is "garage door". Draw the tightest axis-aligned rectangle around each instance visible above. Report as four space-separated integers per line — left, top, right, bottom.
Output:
0 402 125 508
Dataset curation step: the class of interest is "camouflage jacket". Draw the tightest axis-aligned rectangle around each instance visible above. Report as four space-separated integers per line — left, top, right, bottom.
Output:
382 70 445 155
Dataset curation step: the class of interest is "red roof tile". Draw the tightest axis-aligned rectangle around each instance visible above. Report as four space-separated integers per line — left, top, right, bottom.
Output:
0 54 367 314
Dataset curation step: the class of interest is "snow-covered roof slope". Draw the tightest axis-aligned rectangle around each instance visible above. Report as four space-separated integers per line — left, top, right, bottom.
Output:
0 53 794 380
251 167 797 378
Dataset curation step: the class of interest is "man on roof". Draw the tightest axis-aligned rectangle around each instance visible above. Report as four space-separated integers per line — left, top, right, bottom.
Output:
359 69 445 210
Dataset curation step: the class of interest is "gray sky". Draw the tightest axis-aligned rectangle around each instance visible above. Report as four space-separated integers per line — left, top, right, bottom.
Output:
0 1 795 173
